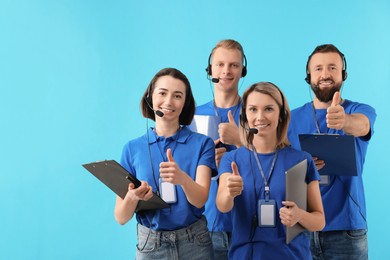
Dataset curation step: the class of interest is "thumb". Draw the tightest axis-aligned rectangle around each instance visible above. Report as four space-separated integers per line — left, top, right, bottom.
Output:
331 91 340 107
231 161 240 176
166 148 175 162
228 110 236 125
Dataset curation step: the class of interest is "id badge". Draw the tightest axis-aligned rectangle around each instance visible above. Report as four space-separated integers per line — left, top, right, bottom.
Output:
159 178 177 203
319 175 330 185
257 199 276 227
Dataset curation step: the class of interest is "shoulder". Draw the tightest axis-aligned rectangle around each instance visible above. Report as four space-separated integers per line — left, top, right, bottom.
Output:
280 146 312 161
291 102 312 115
195 101 214 115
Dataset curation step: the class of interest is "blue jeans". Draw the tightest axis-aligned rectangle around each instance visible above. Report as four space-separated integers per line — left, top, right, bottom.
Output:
210 231 231 260
136 216 213 260
310 230 368 260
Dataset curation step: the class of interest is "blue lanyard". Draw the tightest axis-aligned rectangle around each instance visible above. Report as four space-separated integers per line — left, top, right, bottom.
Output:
251 145 278 200
213 97 241 118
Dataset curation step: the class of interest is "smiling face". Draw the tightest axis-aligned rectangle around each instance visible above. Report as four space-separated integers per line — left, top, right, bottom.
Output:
246 91 280 139
211 47 244 93
152 75 186 123
308 52 344 102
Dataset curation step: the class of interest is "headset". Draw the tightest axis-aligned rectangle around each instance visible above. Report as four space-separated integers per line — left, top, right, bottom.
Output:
305 51 348 84
205 53 248 78
240 82 287 127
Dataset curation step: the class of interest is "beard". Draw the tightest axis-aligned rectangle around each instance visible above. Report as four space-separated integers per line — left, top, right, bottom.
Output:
311 79 342 103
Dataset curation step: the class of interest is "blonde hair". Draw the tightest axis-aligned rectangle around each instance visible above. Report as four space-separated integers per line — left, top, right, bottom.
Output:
239 82 290 148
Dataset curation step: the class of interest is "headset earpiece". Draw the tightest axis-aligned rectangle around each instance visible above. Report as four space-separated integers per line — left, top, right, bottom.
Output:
305 51 348 84
206 53 247 77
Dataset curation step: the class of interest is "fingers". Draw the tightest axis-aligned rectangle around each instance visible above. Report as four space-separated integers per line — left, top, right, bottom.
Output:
331 91 340 107
228 110 236 125
166 148 174 162
231 161 239 176
227 162 243 197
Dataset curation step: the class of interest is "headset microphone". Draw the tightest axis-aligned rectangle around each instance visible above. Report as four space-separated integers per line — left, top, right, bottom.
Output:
211 78 219 83
248 128 258 134
145 97 164 117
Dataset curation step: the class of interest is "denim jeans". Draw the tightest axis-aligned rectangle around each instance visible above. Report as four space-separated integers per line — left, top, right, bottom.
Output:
210 231 231 260
310 230 368 260
136 216 213 260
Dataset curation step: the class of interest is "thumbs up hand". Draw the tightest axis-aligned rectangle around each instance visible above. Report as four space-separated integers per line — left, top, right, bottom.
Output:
160 148 186 185
218 110 241 147
226 161 244 198
326 91 345 130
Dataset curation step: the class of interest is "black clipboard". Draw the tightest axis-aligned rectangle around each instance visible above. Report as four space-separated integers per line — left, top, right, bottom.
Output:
285 159 307 244
82 160 170 212
298 134 357 176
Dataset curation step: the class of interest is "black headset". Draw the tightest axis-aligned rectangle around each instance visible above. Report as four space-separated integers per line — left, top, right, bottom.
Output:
205 53 248 77
305 52 348 84
240 82 287 127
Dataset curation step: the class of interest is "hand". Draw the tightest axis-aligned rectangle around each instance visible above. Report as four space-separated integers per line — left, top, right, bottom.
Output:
326 91 346 130
124 181 153 202
279 201 303 227
159 148 187 185
226 162 243 198
218 110 240 147
312 156 325 171
214 138 227 168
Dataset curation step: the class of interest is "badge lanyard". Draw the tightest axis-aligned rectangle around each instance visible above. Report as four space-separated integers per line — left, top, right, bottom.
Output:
251 145 278 200
311 102 322 134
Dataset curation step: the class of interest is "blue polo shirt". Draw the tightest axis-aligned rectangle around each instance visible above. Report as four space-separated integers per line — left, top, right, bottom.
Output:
219 146 320 259
120 126 217 231
288 100 376 231
196 100 242 232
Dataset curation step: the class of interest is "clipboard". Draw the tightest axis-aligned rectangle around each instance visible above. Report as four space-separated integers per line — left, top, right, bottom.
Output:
285 159 307 244
188 115 221 141
82 160 170 212
298 134 357 176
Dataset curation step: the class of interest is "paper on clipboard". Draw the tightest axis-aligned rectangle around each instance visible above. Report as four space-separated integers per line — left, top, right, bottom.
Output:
285 159 307 244
82 160 170 212
298 134 357 176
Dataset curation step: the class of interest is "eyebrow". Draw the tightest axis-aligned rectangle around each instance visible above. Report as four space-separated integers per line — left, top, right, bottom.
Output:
155 87 184 95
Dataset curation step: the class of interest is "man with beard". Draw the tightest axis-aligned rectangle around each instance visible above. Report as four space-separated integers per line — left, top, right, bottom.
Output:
288 44 376 260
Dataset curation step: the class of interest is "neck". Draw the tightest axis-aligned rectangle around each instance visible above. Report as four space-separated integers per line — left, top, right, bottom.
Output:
313 97 344 109
154 121 180 137
214 90 240 108
252 135 277 154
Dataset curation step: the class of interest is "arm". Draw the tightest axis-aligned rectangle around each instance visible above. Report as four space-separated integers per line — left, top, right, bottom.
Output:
279 180 325 231
114 181 153 225
327 92 370 137
159 149 211 208
216 162 243 213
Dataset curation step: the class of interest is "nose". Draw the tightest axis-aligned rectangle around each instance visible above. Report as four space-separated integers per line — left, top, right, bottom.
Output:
256 110 264 121
320 69 331 79
222 65 230 75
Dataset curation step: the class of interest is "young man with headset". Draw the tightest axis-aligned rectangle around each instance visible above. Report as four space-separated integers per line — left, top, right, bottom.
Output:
288 44 376 259
194 39 247 259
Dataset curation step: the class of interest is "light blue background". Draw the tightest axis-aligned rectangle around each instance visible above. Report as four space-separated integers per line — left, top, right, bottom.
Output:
1 1 388 259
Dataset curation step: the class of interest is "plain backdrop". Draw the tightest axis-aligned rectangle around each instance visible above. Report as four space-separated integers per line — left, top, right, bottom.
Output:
1 0 388 259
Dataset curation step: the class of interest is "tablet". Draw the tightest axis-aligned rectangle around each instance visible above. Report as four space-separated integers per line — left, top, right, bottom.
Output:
285 159 307 244
298 134 357 176
82 160 170 212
